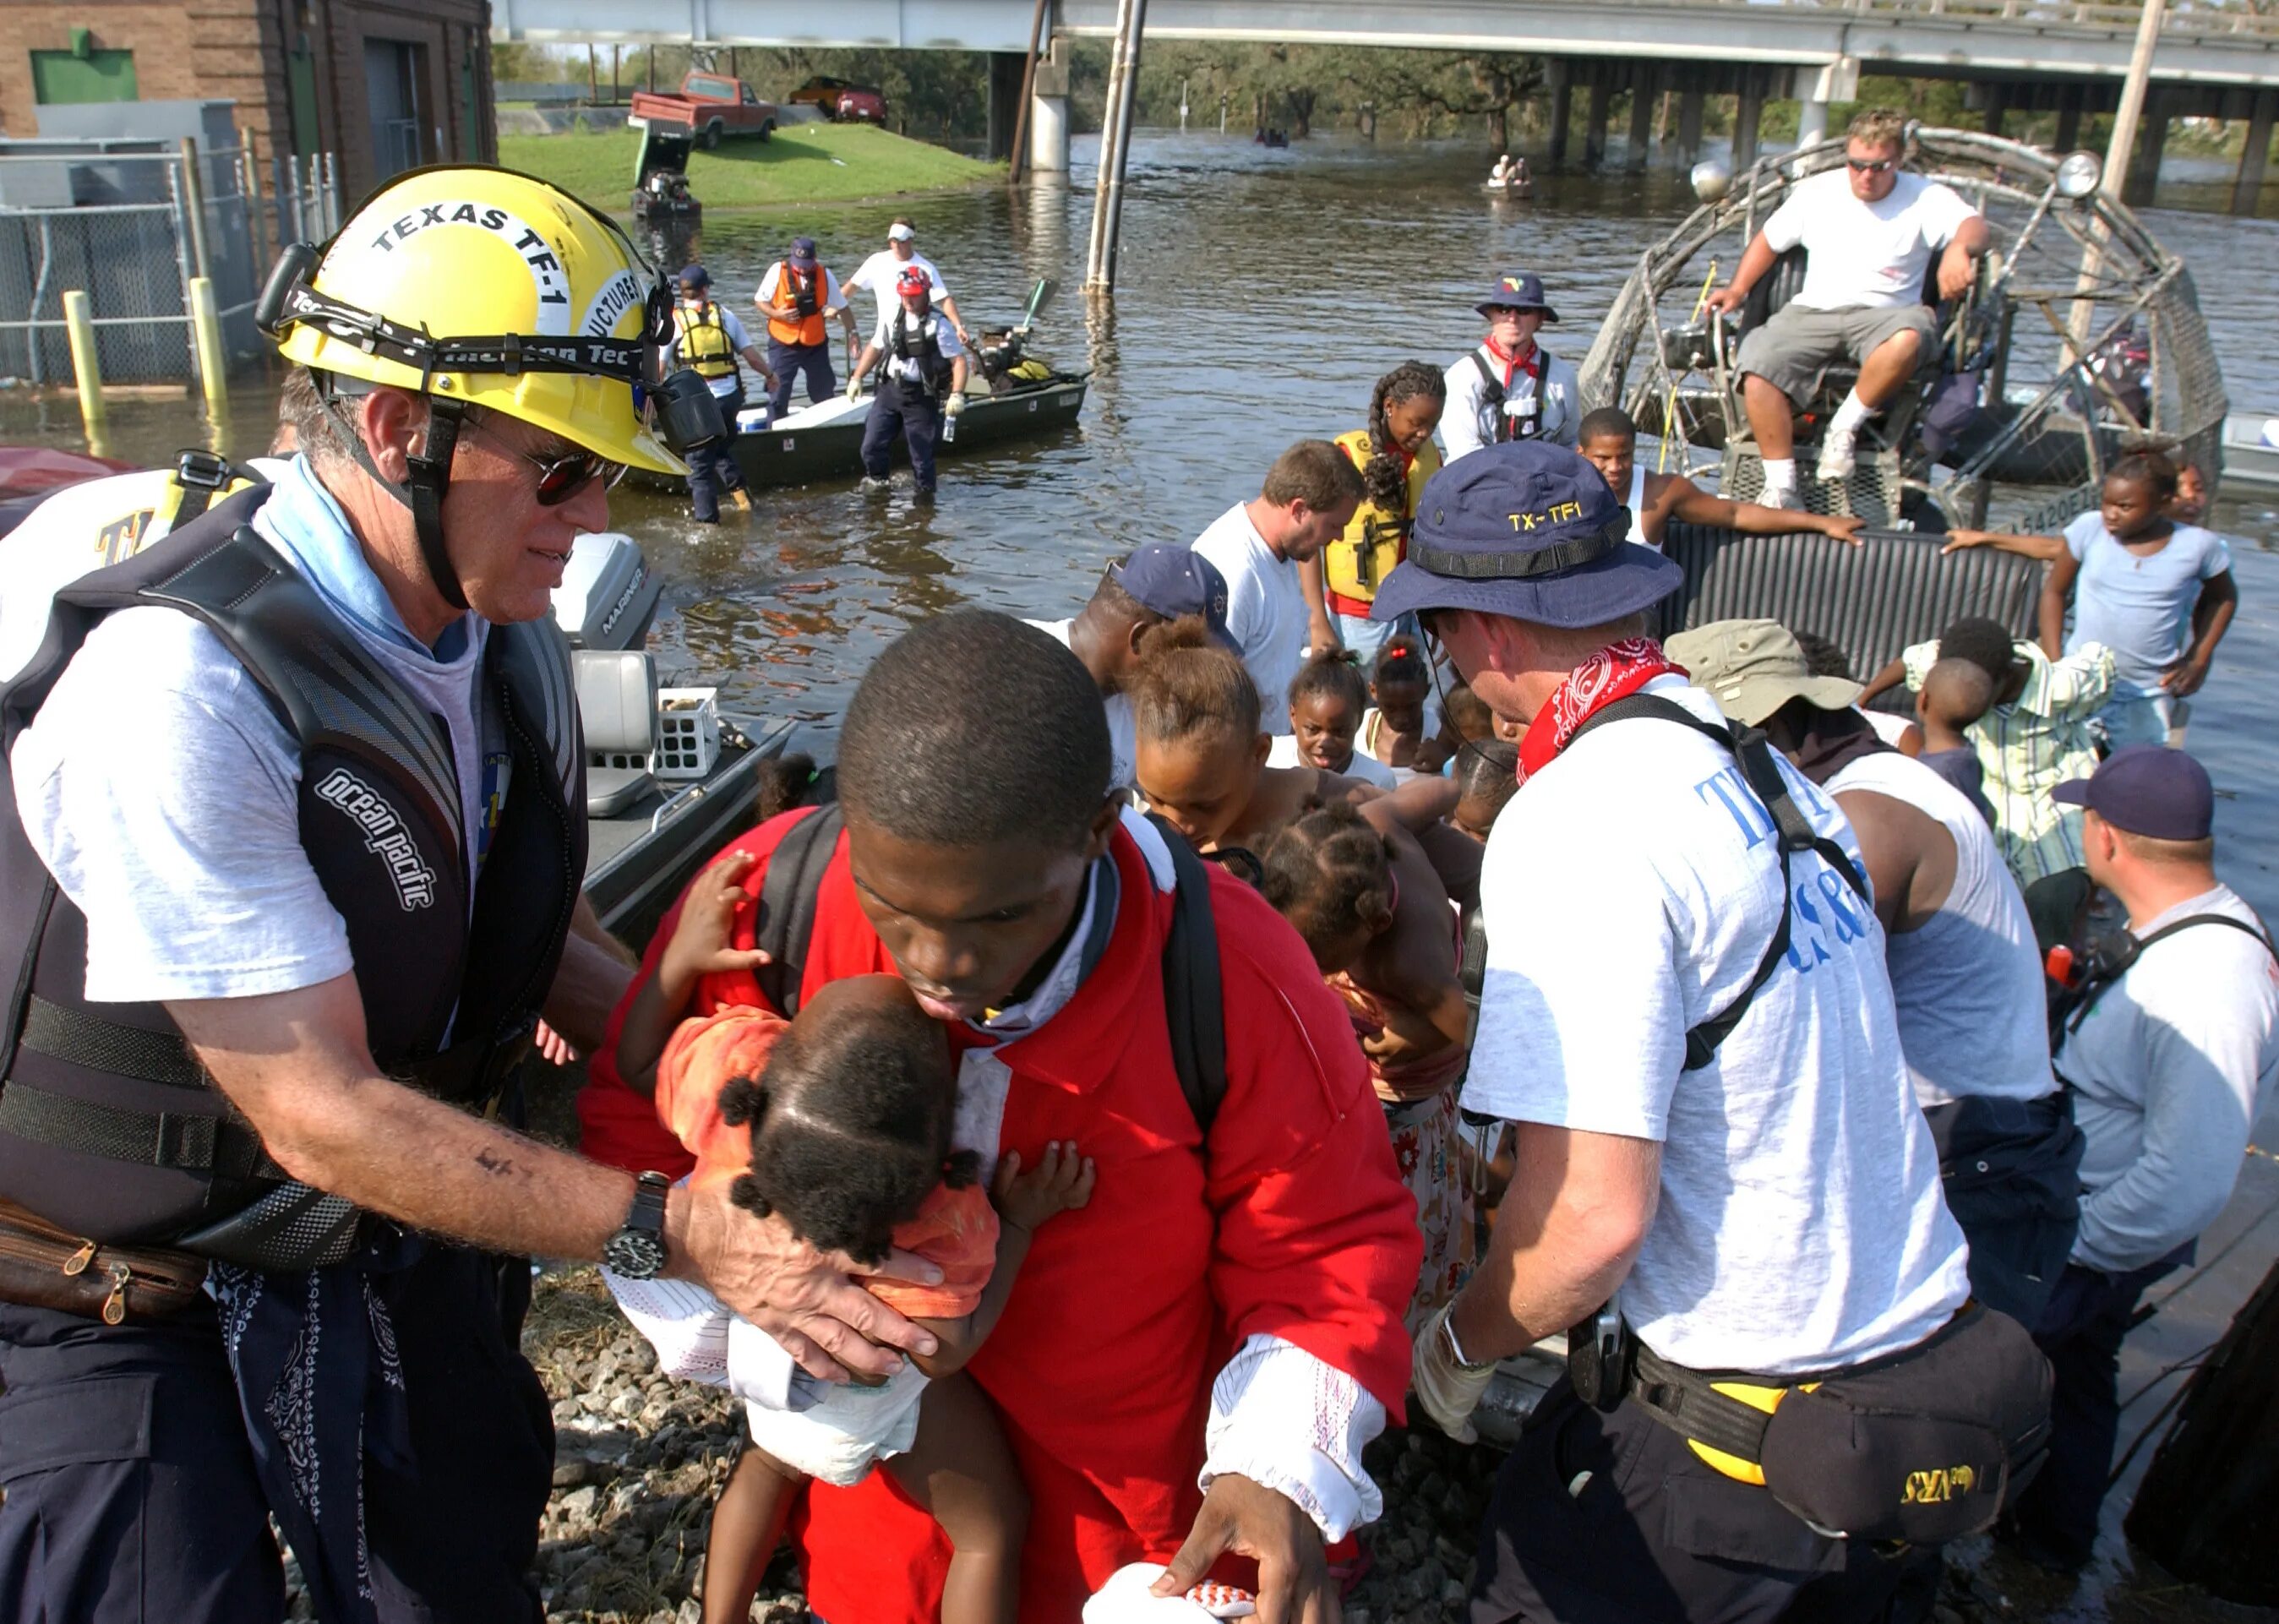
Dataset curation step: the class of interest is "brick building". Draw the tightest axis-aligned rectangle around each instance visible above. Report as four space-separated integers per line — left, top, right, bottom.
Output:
1 1 496 207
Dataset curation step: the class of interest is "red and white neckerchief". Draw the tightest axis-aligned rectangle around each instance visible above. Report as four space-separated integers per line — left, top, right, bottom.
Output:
1514 637 1687 786
1485 335 1543 393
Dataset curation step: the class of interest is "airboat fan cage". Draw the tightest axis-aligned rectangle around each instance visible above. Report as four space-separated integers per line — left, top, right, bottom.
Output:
1578 128 2229 532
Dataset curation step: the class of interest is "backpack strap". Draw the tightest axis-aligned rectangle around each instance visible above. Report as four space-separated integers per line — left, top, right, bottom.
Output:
1147 812 1229 1137
2064 911 2277 1035
752 804 844 1017
1567 693 1870 1071
1468 349 1504 410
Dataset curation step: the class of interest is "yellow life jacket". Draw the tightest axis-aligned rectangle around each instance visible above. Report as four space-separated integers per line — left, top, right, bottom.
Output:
1323 428 1441 607
673 301 739 380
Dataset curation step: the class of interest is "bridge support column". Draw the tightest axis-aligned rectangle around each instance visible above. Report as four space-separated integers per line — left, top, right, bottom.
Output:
1030 41 1071 173
2233 87 2276 215
2054 89 2082 153
1733 81 1764 171
1677 87 1704 165
986 52 1025 161
1791 59 1851 150
1627 71 1655 170
1548 70 1573 166
1982 84 2009 138
2123 86 2170 207
1796 97 1829 148
1585 76 1611 168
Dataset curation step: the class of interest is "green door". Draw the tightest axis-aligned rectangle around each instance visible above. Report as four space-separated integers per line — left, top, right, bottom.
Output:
30 49 138 105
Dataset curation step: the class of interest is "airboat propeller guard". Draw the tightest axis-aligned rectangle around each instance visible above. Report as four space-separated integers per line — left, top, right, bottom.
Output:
1579 128 2227 531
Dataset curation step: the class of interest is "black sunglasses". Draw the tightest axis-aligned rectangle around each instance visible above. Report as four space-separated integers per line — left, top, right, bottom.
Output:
466 414 627 506
1846 157 1896 174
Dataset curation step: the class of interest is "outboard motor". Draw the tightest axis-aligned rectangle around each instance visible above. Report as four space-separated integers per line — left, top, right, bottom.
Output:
550 531 662 651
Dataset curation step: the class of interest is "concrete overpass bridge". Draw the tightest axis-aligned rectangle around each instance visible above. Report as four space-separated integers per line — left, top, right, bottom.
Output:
492 0 2279 207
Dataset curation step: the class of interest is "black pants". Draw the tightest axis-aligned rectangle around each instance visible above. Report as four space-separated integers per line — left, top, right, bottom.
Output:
767 340 836 417
1922 1092 2084 1328
0 1246 552 1624
1470 1381 1938 1624
2004 1249 2186 1569
859 387 943 492
685 385 747 521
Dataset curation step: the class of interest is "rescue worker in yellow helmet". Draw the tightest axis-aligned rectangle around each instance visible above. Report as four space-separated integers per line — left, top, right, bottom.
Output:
669 263 773 523
0 166 935 1624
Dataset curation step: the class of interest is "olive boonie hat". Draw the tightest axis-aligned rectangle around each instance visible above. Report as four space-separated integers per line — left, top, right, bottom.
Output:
1665 619 1865 726
1370 441 1680 629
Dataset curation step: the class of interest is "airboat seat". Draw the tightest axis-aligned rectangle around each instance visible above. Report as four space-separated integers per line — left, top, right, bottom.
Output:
1650 521 2042 704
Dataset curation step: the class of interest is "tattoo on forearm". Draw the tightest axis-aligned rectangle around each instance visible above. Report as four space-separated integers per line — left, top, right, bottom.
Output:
474 1149 515 1176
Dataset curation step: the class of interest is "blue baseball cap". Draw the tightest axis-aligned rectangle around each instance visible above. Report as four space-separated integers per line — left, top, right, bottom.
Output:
1113 545 1239 651
678 264 709 288
1370 441 1680 629
788 237 819 265
1476 270 1558 320
2053 744 2214 841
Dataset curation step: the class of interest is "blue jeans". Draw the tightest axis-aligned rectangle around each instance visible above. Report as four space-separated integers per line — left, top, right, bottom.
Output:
2091 689 2175 752
767 340 837 417
1335 610 1418 668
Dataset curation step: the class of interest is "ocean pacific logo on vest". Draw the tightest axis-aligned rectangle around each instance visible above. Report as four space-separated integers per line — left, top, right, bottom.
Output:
313 767 438 911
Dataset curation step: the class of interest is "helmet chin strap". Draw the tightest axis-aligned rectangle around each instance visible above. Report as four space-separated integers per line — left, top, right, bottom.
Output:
404 398 471 613
320 381 471 613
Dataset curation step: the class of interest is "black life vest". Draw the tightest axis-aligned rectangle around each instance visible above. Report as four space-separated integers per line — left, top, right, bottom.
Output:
886 310 953 403
1469 345 1547 444
0 487 586 1269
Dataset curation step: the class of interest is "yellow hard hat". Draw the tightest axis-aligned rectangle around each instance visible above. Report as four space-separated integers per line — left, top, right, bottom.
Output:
264 166 686 477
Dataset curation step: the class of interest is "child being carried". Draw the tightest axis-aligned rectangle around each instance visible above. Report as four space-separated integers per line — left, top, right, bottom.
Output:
605 856 1095 1624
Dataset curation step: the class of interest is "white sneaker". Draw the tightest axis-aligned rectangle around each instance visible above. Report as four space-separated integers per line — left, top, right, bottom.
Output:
1815 435 1856 482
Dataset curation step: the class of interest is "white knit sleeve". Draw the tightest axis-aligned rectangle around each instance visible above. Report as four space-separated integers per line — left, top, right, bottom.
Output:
1199 1333 1388 1543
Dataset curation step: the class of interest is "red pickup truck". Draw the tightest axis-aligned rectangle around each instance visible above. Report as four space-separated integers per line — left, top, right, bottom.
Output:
630 73 778 147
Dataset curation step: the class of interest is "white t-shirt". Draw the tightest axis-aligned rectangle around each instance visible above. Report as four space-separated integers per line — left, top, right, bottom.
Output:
752 263 848 324
2058 884 2279 1274
668 302 758 401
0 458 293 684
10 455 503 1005
1761 169 1978 311
1191 504 1310 738
843 248 950 322
1267 733 1398 790
870 307 968 387
1023 617 1137 789
1464 677 1971 1374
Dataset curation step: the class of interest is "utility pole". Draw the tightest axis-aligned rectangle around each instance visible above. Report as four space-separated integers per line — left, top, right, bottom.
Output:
1084 0 1146 295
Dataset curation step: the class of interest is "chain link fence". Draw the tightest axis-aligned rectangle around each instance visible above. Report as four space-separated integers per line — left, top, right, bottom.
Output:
0 139 342 387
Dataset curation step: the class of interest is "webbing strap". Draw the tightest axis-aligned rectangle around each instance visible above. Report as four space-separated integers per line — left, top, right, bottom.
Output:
1627 1341 1779 1464
1148 811 1228 1137
755 804 845 1018
1567 694 1869 1071
2066 912 2278 1034
19 997 206 1089
0 1081 280 1180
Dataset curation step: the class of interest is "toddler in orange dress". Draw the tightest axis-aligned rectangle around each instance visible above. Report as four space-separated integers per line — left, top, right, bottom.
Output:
606 854 1094 1624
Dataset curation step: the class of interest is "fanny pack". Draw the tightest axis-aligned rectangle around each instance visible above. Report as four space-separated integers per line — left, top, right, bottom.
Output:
1625 1304 2053 1542
0 1196 206 1323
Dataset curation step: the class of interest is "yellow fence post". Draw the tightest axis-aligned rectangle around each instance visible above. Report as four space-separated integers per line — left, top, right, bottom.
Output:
189 276 229 417
63 289 106 443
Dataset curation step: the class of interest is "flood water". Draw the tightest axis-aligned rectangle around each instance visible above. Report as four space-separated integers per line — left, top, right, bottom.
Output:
11 129 2278 736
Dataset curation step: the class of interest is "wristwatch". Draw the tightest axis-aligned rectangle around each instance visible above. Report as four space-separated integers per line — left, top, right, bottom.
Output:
603 1172 670 1279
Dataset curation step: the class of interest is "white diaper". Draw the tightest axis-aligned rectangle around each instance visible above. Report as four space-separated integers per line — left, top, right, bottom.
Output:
744 1358 930 1486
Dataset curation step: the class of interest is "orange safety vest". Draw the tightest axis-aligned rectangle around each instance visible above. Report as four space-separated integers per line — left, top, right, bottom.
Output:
764 261 831 347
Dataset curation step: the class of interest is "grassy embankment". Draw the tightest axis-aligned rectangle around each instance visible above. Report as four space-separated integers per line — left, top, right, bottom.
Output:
497 122 1000 210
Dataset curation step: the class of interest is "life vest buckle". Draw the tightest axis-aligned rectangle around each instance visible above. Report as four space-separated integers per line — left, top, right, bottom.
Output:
173 450 232 493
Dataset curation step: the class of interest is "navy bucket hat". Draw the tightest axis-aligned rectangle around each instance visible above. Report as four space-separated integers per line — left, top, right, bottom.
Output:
1370 441 1682 629
1475 270 1558 320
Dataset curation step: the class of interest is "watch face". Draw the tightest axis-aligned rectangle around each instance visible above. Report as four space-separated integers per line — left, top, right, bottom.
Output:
604 1228 668 1280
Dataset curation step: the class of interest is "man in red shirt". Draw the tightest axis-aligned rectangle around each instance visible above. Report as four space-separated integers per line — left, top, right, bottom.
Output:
586 610 1420 1622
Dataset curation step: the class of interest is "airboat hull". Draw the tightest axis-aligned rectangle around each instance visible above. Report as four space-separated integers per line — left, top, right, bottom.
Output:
2222 413 2279 493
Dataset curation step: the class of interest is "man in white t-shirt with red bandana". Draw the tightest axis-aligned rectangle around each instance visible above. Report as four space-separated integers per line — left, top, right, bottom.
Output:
1705 108 1988 507
1377 440 2050 1623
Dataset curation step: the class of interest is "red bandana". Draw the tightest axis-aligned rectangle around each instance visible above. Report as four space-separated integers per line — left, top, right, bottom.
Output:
1515 638 1687 785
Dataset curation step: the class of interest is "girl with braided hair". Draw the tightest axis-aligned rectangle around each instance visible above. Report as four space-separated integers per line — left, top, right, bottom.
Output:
1301 361 1448 664
606 872 1095 1624
1261 801 1473 1329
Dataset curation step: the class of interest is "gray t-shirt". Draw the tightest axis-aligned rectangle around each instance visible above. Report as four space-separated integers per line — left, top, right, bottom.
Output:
11 455 502 1005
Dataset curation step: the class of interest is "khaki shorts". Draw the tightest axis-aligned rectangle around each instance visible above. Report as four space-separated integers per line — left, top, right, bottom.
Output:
1736 302 1937 405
